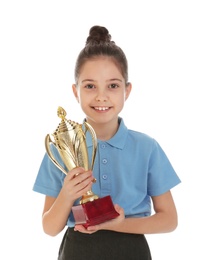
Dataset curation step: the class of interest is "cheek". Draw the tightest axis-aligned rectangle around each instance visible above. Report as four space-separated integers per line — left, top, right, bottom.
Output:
116 96 126 109
118 92 127 102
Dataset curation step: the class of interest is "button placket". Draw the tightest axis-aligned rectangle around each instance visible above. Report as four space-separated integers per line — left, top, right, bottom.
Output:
98 142 111 196
102 158 107 164
102 174 107 180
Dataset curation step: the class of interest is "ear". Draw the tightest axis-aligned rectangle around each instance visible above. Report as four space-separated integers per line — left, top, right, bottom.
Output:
125 82 132 100
72 84 79 103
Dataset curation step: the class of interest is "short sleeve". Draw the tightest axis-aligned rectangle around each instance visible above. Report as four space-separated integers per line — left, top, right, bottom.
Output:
147 140 181 196
33 145 66 197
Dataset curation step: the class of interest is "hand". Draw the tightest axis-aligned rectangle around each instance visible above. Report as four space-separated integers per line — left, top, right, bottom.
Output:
61 167 94 203
74 204 125 234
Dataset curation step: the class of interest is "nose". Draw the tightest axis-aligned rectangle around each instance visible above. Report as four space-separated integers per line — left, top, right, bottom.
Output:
95 89 108 102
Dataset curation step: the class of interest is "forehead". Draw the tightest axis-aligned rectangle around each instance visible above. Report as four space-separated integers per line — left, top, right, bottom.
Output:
80 56 123 75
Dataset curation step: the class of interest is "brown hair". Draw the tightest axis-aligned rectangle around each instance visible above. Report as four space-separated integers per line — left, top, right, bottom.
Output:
74 25 128 84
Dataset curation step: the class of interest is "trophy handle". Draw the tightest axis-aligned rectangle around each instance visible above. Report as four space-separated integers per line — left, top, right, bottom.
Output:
45 134 68 175
84 122 97 170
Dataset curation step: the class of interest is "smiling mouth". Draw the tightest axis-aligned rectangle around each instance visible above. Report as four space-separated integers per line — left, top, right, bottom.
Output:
93 106 110 111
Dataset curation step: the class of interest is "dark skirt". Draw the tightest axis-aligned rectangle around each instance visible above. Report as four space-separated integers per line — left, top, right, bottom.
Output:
58 228 152 260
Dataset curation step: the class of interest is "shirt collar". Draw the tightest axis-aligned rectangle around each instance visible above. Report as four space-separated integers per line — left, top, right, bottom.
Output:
84 117 128 150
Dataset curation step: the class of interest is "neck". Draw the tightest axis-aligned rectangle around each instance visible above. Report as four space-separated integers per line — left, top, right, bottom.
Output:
86 118 119 141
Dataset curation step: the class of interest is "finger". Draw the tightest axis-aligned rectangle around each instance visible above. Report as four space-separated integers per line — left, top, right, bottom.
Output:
74 179 93 197
74 225 96 234
67 167 85 180
74 171 93 186
114 204 124 214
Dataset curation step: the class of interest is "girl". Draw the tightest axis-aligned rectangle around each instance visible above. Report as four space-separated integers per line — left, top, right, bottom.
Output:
33 25 181 260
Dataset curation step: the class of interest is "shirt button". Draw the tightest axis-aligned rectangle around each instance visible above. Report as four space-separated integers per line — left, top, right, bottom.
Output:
101 144 106 149
102 175 107 180
102 159 107 164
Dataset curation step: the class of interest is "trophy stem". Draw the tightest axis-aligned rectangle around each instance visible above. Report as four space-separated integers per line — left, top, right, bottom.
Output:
80 190 99 204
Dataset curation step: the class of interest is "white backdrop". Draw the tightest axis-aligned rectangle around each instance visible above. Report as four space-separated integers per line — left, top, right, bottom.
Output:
0 0 199 259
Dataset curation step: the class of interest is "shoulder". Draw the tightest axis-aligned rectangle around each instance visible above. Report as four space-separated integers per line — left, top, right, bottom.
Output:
128 129 153 140
118 118 158 150
127 128 156 147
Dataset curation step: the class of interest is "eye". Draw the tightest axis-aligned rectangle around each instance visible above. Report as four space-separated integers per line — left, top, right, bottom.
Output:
108 84 119 89
85 84 95 89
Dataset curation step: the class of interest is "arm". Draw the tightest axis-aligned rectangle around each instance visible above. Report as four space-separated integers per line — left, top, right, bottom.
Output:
42 167 94 236
76 190 178 234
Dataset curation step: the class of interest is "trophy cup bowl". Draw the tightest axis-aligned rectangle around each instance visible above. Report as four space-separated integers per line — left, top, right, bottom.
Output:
45 107 119 227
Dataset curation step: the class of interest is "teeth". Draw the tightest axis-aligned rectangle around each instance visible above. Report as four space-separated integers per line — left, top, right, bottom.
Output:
94 107 109 111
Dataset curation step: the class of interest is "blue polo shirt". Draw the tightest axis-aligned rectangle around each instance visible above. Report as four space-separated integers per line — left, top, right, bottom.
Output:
33 117 181 227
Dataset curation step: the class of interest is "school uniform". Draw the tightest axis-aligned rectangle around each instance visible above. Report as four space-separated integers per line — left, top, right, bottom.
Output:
33 117 181 259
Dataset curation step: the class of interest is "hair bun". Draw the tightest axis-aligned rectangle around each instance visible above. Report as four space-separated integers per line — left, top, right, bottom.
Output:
86 25 112 45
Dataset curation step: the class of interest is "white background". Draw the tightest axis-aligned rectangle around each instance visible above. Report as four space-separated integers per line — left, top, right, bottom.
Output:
0 0 199 259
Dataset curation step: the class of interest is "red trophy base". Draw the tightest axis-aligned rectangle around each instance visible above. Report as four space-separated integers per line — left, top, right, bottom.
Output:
72 195 119 228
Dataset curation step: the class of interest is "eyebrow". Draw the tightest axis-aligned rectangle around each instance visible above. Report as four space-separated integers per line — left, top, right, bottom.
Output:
81 79 95 83
81 78 123 83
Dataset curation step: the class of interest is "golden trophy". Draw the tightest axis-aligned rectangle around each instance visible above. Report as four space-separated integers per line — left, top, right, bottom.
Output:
45 107 119 227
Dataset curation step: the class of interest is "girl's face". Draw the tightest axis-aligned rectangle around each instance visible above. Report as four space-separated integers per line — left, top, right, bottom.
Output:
72 56 132 128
